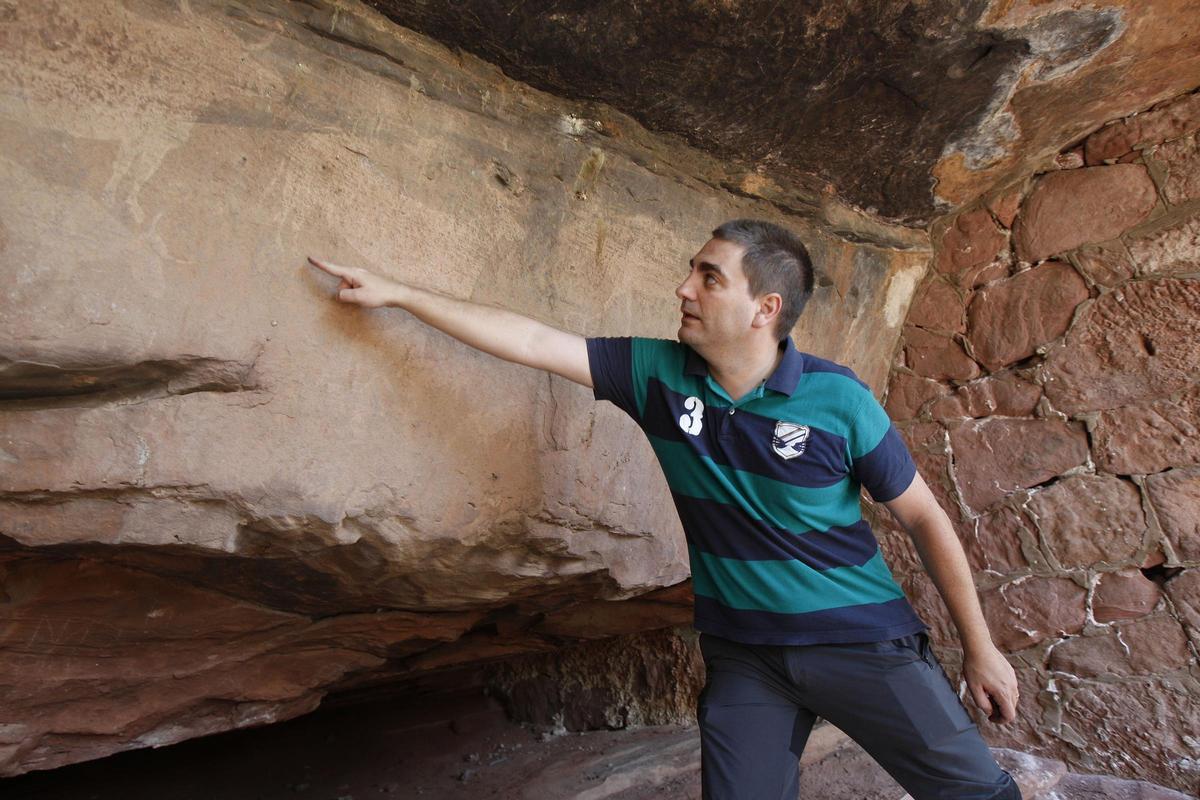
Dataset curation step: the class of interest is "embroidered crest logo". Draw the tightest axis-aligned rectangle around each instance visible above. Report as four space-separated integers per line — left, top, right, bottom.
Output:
772 421 810 460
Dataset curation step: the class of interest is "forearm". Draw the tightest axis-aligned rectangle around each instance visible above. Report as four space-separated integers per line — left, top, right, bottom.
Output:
387 282 584 378
906 511 994 655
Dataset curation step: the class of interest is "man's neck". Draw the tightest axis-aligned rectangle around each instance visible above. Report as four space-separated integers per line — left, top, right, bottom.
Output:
703 337 785 403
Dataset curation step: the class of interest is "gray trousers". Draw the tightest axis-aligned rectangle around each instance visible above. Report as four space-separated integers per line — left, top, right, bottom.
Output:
697 631 1022 800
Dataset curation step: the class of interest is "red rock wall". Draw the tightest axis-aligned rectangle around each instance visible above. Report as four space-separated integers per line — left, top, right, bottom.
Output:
880 89 1200 793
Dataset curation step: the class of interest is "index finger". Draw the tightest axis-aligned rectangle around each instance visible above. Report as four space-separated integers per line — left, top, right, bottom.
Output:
997 689 1018 724
307 256 349 278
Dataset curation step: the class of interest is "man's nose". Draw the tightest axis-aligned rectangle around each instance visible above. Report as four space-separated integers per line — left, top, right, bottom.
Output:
675 274 695 300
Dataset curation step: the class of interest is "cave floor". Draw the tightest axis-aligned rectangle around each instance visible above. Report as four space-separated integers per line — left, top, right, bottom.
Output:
0 686 908 800
0 688 1185 799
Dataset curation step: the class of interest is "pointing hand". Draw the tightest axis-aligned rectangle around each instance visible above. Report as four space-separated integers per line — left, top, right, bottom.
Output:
307 256 398 309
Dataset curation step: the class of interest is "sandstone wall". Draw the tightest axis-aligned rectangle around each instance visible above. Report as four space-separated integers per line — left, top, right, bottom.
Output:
0 0 927 776
880 89 1200 793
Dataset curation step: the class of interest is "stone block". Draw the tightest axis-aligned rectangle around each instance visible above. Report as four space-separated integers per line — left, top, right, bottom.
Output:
966 505 1030 574
1047 772 1196 799
927 373 1042 419
1025 475 1147 568
884 372 949 421
1092 568 1163 622
1153 133 1200 205
1056 679 1200 796
900 422 966 526
980 577 1086 651
1125 209 1200 277
1085 90 1200 163
1073 241 1137 288
901 571 957 645
1092 386 1200 475
907 277 969 333
1054 147 1085 170
1113 614 1193 673
1012 165 1158 262
949 418 1089 513
1042 278 1200 414
1048 615 1191 677
987 185 1024 229
903 326 981 381
966 261 1089 371
1164 569 1200 648
1145 467 1200 561
934 208 1007 282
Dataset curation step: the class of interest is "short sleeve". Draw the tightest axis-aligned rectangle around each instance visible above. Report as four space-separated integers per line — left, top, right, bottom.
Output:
849 394 917 502
586 337 638 420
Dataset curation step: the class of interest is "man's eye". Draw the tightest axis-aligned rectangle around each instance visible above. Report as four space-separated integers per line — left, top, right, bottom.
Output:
704 275 717 285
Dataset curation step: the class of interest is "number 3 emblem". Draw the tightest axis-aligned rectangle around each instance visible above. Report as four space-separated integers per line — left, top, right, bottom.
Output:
679 396 704 436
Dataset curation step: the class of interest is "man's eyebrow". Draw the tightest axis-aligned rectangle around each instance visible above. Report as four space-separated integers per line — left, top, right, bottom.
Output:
689 258 725 277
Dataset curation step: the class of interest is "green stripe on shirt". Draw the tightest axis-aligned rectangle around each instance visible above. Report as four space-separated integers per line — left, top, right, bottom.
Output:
690 548 906 615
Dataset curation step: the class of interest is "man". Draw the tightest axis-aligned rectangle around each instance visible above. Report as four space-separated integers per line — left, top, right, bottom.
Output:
308 218 1021 799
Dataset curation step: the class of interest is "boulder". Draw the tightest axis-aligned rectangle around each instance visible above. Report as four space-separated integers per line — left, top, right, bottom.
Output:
0 0 928 776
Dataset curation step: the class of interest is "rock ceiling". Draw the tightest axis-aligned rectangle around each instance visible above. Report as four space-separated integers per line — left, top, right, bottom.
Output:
367 0 1200 225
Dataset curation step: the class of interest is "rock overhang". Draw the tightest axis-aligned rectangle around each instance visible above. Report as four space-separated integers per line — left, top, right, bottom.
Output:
366 0 1198 225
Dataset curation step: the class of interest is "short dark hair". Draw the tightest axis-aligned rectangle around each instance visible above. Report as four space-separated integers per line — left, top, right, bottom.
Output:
711 219 815 340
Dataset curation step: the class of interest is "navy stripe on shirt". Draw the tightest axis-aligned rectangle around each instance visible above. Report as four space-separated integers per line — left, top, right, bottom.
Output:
672 491 879 567
642 378 850 489
586 337 636 419
853 424 917 502
693 594 926 646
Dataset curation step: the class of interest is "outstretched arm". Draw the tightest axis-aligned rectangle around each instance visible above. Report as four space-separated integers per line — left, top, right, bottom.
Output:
883 472 1019 724
308 257 592 388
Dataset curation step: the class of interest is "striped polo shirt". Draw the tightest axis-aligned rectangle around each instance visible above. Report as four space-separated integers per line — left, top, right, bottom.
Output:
586 335 926 646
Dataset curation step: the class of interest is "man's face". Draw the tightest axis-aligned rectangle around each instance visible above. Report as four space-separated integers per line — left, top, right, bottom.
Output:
675 238 760 349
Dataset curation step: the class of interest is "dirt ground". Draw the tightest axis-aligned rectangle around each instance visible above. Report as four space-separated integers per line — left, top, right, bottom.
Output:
0 688 703 800
7 686 1178 799
0 683 919 800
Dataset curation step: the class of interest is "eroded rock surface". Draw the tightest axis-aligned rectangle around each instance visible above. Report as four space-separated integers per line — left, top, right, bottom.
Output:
0 0 928 777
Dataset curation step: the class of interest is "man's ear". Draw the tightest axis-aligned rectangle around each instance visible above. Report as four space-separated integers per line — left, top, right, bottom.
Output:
752 292 783 329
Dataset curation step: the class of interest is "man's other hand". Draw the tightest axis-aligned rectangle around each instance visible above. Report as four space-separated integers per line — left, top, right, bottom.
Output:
962 643 1019 724
308 257 398 309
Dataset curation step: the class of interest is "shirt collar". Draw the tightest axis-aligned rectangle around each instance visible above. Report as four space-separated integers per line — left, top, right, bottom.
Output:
683 337 806 396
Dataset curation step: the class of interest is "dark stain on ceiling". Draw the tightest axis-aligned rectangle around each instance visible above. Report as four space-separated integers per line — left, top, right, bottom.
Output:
365 0 1122 225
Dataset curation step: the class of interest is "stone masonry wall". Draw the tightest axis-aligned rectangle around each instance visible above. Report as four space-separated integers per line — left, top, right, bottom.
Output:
878 89 1200 793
